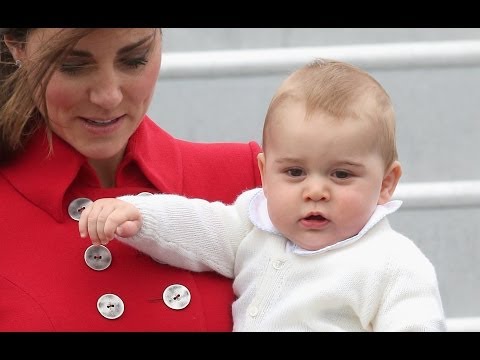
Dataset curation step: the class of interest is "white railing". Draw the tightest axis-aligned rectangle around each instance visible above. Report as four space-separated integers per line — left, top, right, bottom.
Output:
161 40 480 79
393 180 480 209
395 180 480 331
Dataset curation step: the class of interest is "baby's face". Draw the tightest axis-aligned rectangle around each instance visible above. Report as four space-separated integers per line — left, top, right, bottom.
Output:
258 103 387 251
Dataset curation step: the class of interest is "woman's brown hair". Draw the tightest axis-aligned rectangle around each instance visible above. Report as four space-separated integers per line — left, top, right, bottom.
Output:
0 28 94 163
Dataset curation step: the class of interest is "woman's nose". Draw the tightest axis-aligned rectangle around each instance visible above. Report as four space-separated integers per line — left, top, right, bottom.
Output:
89 71 123 110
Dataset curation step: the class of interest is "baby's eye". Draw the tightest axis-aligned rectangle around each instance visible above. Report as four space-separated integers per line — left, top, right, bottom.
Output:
333 170 350 179
286 168 305 177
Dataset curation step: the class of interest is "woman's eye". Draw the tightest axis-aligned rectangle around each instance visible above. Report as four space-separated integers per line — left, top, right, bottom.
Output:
58 57 148 75
59 63 88 74
122 57 148 69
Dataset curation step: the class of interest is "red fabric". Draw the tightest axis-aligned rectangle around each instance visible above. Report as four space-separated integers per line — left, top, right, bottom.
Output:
0 116 262 331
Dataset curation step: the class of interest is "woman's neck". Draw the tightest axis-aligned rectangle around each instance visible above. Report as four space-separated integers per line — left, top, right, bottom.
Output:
87 152 123 188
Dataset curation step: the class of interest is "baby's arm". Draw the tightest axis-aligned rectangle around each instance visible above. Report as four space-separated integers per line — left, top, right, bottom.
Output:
78 198 143 245
114 190 255 278
373 254 446 332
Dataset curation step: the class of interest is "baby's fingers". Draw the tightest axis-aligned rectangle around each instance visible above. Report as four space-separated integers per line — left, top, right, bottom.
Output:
79 199 117 245
78 203 94 240
86 201 110 245
95 205 118 245
78 199 141 245
99 201 142 244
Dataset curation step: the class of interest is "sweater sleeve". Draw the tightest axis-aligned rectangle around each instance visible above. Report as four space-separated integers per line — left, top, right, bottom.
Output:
115 189 258 278
372 247 446 332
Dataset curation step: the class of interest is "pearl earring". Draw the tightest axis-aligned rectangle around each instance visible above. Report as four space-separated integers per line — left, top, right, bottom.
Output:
15 59 22 68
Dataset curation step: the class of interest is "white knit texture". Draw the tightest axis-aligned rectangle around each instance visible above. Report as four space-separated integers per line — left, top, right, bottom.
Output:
117 188 446 332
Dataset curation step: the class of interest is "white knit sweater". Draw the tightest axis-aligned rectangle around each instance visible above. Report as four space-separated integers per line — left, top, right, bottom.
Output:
118 188 446 332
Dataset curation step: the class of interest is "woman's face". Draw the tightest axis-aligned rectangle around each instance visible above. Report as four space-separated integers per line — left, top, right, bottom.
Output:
25 28 161 161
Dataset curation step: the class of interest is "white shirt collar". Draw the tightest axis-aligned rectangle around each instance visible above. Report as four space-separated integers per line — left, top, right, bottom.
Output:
248 188 402 256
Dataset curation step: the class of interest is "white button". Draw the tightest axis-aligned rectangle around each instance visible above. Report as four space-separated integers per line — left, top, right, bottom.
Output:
247 305 258 317
97 293 124 319
273 259 285 270
163 284 191 310
68 197 92 221
84 245 112 271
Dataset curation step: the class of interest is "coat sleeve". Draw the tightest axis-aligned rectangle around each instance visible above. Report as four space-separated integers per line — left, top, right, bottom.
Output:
177 140 262 204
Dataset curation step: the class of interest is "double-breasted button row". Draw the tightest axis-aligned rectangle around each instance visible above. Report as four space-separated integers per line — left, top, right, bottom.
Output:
84 245 112 271
163 284 191 310
68 197 93 221
68 196 192 320
97 293 125 319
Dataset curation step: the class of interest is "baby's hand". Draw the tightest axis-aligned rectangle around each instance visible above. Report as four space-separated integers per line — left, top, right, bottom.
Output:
78 198 142 245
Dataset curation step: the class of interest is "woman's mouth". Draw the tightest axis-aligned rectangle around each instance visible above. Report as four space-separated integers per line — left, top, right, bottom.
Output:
80 115 126 135
84 116 122 126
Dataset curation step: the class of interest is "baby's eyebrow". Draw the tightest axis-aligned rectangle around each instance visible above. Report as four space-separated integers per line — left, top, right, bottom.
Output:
274 157 303 164
339 161 364 167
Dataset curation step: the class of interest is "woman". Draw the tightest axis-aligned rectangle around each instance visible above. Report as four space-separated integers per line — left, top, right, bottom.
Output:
0 28 261 331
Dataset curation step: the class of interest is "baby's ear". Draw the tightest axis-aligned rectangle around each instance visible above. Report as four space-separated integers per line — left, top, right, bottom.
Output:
257 152 266 189
379 161 402 204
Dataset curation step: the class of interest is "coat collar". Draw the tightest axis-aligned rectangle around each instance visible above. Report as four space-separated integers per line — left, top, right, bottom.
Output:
0 116 182 222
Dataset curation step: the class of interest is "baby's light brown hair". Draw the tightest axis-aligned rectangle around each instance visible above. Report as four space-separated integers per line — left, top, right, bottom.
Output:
262 58 397 169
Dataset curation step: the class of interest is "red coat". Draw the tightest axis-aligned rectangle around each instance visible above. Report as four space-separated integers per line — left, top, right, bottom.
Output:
0 116 262 331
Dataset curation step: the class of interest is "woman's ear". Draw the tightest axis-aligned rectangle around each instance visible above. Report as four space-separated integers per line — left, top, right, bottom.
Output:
3 34 25 62
379 160 402 204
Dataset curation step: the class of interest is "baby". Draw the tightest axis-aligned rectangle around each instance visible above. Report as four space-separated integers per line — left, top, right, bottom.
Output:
80 58 446 332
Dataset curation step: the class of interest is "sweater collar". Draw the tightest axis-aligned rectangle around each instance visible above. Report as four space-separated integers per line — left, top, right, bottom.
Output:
248 189 402 255
0 116 182 222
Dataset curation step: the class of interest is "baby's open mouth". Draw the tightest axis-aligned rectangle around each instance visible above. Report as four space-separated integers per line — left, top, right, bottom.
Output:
305 214 325 221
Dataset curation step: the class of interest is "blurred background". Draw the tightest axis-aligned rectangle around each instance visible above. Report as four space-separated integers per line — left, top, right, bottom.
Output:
148 28 480 325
